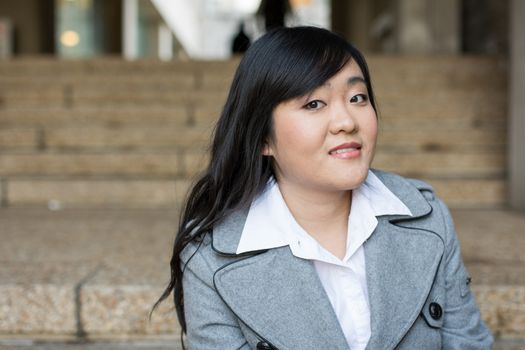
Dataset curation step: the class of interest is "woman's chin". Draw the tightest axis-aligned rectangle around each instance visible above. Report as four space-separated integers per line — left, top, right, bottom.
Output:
337 167 370 190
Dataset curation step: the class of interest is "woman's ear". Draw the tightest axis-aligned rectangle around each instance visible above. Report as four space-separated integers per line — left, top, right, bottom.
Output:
262 143 273 156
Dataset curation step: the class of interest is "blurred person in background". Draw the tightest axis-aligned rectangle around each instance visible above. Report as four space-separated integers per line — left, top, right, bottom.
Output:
258 0 291 30
231 22 251 54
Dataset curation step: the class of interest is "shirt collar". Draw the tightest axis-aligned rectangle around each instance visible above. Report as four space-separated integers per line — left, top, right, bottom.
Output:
236 170 412 255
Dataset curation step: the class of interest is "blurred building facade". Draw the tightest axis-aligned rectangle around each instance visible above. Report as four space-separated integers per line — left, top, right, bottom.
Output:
0 0 511 58
0 0 330 60
0 0 523 210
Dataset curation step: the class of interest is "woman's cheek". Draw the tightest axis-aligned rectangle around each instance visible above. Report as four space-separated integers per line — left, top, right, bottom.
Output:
286 123 322 151
369 121 379 161
367 114 379 143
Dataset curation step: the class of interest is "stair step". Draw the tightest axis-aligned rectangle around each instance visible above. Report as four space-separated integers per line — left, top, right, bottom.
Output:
367 56 507 85
0 57 241 76
3 179 190 208
0 153 184 177
0 128 39 150
0 176 504 209
424 178 506 208
377 128 506 152
193 94 506 125
0 106 506 131
1 77 197 94
0 91 227 109
0 341 183 350
0 108 191 127
0 86 504 108
373 152 506 178
0 207 523 341
0 56 503 82
0 151 504 178
0 126 504 152
0 208 180 339
1 69 505 92
44 127 212 150
0 56 509 209
0 151 208 177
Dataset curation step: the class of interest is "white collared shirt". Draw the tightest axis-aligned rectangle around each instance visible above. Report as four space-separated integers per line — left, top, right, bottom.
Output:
236 170 412 350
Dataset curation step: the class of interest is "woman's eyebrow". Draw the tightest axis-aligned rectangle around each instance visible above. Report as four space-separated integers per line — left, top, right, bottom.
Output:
321 76 366 88
347 76 366 86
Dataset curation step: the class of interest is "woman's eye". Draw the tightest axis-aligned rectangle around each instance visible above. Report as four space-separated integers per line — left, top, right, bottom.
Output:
304 100 325 110
350 94 368 103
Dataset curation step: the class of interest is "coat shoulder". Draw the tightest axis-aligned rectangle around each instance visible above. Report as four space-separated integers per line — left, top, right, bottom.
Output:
180 230 246 277
372 168 436 201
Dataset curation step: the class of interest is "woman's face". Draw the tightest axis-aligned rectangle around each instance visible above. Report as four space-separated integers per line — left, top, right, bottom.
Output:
263 60 377 193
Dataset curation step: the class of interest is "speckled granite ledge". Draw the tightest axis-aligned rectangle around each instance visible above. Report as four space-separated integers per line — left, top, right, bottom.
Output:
0 208 524 341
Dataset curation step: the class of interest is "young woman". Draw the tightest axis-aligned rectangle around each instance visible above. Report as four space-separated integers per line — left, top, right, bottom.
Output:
153 26 493 349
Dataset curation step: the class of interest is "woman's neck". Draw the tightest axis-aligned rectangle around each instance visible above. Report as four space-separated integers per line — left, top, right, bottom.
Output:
277 180 352 259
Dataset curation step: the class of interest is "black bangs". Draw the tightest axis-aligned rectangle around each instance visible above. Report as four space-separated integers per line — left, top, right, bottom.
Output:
224 26 377 124
266 27 353 101
239 26 355 105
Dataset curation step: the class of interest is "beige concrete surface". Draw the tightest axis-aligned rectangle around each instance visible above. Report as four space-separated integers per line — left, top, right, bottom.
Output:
0 208 179 338
0 343 184 350
0 339 184 350
0 207 524 341
0 154 183 177
0 129 38 150
0 57 507 210
421 178 507 208
45 127 212 150
452 209 525 338
1 176 506 209
373 152 505 177
377 129 507 152
0 108 191 127
5 180 190 208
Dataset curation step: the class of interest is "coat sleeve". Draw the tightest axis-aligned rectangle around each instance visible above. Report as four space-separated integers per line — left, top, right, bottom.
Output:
182 241 252 350
436 198 494 349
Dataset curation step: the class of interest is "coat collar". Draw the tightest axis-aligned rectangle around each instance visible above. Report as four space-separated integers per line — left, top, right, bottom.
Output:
210 170 442 349
212 169 433 256
371 169 432 220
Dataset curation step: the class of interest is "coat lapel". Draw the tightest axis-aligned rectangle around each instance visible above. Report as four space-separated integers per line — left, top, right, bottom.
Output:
364 218 444 349
213 248 349 349
365 170 444 349
211 210 349 349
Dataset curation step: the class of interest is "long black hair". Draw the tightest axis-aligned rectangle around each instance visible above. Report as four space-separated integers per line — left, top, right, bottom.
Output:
151 26 377 333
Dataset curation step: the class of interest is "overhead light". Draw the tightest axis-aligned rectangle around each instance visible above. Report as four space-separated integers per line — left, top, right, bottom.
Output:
290 0 312 7
60 30 80 47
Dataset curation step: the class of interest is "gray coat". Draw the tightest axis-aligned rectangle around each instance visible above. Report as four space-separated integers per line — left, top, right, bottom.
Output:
180 170 493 349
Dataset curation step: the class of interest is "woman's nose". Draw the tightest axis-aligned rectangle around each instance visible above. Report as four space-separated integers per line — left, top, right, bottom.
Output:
329 103 357 134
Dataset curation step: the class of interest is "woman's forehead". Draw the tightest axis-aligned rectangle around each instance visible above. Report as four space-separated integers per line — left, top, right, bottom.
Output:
308 63 366 94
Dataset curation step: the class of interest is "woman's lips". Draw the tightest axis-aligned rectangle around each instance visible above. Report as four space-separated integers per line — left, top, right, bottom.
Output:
329 142 362 159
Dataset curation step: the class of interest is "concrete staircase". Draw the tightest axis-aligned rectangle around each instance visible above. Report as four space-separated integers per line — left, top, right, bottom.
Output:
0 58 237 209
1 56 523 348
0 56 507 209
